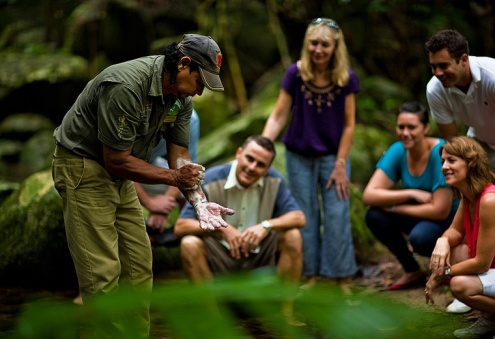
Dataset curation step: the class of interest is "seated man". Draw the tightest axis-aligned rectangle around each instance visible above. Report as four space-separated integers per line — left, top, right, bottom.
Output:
175 135 305 284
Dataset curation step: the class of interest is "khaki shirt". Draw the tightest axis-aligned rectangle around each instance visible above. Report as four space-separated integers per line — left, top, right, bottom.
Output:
54 55 192 165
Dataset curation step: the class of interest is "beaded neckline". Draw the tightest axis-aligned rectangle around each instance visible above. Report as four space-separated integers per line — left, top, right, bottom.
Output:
303 80 336 94
301 80 341 113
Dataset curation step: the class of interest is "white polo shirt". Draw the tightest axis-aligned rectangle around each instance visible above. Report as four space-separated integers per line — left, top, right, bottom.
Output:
427 56 495 149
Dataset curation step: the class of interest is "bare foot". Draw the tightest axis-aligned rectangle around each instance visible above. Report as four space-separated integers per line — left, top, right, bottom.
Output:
73 294 83 305
388 270 425 290
299 276 317 291
338 278 353 296
394 270 424 285
281 301 306 327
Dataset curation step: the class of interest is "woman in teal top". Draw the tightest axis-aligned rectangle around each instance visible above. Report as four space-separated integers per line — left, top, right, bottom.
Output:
363 101 458 290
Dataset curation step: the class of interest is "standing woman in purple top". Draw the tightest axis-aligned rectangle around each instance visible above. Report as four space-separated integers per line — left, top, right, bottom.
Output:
262 18 359 289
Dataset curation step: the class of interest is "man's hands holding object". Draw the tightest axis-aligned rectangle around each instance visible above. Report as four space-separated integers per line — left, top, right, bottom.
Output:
174 159 205 190
176 157 235 231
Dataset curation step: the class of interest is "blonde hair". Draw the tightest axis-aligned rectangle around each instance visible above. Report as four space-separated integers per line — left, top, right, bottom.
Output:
299 21 350 87
442 136 495 197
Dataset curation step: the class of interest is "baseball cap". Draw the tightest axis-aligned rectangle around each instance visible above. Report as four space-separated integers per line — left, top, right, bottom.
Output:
177 34 224 92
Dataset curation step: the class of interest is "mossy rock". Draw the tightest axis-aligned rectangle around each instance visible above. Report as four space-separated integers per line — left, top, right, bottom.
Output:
0 169 75 287
19 129 56 176
0 180 20 204
0 112 55 141
0 52 88 93
0 139 23 162
0 169 183 287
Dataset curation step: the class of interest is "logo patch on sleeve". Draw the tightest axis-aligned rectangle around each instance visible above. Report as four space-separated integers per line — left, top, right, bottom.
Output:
117 115 126 139
163 100 181 123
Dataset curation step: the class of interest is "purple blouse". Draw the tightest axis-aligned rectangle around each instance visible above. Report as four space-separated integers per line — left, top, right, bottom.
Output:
281 63 359 156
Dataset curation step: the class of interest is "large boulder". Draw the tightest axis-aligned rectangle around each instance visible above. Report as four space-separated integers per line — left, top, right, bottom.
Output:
19 130 56 176
0 180 19 205
0 169 182 288
0 112 55 142
0 113 56 181
0 169 75 288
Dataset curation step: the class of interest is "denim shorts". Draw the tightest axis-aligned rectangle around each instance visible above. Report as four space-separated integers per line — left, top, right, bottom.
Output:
479 269 495 297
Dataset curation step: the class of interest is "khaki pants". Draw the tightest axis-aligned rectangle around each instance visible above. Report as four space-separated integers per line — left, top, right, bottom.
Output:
204 231 279 273
52 145 152 338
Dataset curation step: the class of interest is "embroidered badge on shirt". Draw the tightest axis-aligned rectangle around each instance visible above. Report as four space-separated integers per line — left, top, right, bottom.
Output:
163 100 181 123
117 115 126 139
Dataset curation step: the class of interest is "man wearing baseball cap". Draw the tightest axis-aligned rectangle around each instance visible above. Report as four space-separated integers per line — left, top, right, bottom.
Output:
177 34 224 91
52 33 233 337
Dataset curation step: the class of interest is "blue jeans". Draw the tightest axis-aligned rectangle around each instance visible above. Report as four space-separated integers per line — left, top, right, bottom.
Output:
365 207 456 272
285 150 358 278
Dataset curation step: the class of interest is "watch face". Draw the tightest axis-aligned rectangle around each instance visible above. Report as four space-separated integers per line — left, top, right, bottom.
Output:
262 220 271 230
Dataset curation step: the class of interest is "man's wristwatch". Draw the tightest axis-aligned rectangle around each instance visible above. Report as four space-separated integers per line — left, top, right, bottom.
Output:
444 267 451 278
261 220 272 232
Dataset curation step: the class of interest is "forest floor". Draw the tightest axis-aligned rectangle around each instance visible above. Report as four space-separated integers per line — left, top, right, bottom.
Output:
0 253 478 338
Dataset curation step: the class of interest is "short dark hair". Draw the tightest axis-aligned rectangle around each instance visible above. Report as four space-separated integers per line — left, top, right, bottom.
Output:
162 42 200 84
425 29 469 61
397 101 429 126
242 135 276 159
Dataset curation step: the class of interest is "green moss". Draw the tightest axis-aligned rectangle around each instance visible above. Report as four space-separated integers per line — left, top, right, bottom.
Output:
0 170 73 286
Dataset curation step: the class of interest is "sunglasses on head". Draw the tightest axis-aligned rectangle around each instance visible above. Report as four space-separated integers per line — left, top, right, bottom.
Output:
310 17 340 31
